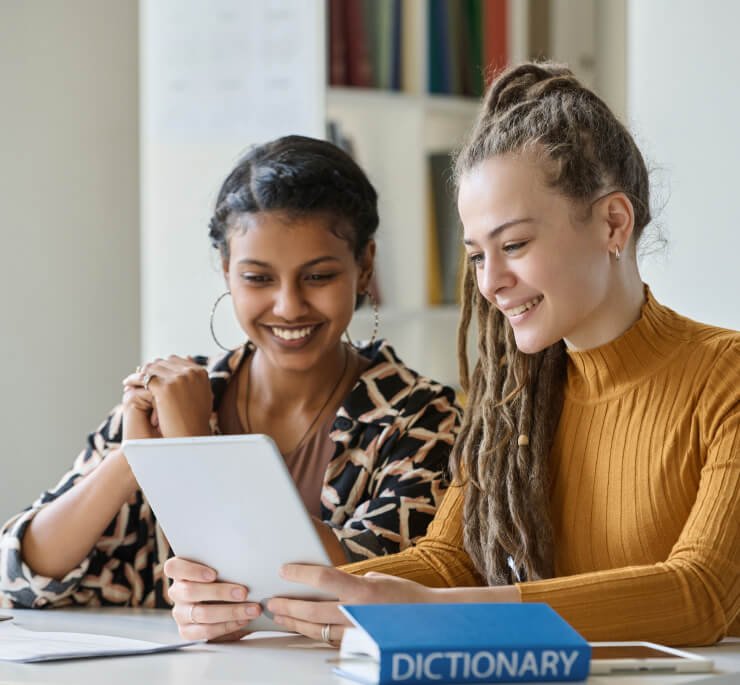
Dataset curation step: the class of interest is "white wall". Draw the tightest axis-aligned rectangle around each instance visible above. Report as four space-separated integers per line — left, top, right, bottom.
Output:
140 0 326 361
628 1 740 330
0 2 140 522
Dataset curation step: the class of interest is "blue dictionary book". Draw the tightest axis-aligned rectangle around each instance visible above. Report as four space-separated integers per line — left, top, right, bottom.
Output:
334 603 590 684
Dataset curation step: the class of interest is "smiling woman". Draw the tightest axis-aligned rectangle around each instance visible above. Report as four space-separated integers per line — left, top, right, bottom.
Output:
0 136 462 641
260 63 739 649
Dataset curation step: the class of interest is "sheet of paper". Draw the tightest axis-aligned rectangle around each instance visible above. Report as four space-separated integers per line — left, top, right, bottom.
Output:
0 621 198 663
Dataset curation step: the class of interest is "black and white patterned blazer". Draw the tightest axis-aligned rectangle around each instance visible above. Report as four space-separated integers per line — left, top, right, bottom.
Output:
0 340 461 609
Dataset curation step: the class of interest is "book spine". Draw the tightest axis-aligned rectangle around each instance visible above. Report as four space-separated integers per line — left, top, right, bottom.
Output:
401 0 421 93
362 0 380 88
428 0 449 94
428 152 461 305
329 0 348 86
345 0 374 87
445 0 463 95
390 0 402 91
482 0 508 83
377 0 393 90
379 645 590 684
464 0 484 97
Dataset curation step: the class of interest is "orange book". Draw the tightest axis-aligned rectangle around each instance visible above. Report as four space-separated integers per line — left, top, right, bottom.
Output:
483 0 508 83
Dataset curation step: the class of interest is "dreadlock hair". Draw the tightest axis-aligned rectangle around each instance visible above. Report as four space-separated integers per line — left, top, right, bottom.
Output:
450 62 652 585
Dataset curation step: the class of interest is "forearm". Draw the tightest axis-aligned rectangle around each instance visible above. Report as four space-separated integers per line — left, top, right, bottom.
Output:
21 448 138 579
516 557 735 646
427 584 521 603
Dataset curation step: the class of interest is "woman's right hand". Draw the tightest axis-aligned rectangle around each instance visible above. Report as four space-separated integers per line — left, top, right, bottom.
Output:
164 557 263 641
121 376 161 441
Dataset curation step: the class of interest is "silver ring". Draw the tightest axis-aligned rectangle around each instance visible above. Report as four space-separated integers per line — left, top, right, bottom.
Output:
321 623 331 644
189 604 197 624
143 373 155 391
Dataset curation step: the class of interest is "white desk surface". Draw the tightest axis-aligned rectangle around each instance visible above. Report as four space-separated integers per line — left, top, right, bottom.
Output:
0 608 737 685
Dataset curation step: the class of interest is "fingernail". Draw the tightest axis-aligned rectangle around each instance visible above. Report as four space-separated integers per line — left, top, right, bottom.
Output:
231 587 246 600
246 606 259 617
273 615 284 625
202 569 216 581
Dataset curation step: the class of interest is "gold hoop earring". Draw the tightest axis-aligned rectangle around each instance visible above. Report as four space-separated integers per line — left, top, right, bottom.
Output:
344 290 380 349
209 290 244 352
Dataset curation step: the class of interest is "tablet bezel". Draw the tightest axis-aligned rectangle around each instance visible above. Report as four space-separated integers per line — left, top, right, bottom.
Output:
589 641 714 674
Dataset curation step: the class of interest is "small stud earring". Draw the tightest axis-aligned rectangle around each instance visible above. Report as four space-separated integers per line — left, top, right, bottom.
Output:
614 246 621 261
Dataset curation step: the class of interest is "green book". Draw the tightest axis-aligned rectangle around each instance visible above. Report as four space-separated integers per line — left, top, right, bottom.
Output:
376 0 393 90
464 0 484 96
428 151 463 304
362 0 380 87
446 0 464 95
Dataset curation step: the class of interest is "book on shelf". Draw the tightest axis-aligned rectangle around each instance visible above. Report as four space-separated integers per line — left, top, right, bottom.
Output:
427 151 464 305
483 0 508 79
328 0 507 95
428 0 450 94
462 0 484 96
428 0 506 97
329 0 348 85
329 0 403 90
426 173 444 306
401 0 422 92
345 0 374 87
334 603 591 685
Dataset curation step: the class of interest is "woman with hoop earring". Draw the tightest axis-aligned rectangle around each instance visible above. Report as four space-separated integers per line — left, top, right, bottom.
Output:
0 136 462 640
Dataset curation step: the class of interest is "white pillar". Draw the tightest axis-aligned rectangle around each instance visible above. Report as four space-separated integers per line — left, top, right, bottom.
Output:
628 0 740 329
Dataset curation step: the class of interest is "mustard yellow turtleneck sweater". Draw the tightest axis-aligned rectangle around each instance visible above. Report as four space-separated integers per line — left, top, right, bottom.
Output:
344 290 740 646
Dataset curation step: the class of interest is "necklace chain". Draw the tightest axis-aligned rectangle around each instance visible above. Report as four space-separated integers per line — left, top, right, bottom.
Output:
244 345 350 454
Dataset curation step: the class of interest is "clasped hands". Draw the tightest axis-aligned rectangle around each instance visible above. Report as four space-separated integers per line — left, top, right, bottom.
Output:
122 355 213 440
164 558 434 644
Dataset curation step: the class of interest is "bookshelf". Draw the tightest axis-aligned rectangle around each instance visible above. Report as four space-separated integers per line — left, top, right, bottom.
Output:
330 0 599 388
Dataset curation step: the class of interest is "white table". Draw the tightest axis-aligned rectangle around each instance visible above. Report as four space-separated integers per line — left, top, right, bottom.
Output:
0 608 738 685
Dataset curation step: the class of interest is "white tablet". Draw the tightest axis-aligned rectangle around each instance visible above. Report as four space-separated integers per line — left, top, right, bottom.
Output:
589 642 713 675
122 434 332 631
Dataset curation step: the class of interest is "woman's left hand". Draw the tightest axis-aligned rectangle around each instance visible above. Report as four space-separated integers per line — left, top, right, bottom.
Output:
124 356 213 438
267 565 436 645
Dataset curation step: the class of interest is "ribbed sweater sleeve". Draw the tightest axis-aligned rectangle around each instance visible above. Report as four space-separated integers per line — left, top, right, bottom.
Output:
518 389 739 645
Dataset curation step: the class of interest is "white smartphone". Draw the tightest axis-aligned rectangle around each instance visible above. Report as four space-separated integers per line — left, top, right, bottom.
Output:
589 641 713 675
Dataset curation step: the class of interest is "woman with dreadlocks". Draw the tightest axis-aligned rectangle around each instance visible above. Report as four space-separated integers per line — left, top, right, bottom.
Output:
166 63 739 647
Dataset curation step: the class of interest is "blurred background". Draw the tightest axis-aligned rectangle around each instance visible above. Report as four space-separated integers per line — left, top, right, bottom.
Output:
1 0 738 523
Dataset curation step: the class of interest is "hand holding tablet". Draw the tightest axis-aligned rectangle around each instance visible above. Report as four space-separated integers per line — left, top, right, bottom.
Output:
122 435 333 636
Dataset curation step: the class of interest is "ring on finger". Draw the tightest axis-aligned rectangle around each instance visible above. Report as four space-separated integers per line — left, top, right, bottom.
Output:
321 623 332 644
143 373 156 391
189 604 197 625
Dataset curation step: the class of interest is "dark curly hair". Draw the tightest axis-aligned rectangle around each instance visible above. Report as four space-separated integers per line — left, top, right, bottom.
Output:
208 135 379 262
